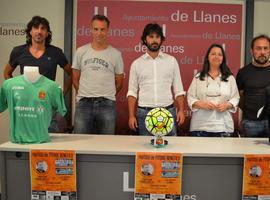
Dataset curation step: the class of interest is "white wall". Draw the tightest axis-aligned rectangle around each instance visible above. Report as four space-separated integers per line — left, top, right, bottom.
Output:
254 0 270 36
0 0 66 143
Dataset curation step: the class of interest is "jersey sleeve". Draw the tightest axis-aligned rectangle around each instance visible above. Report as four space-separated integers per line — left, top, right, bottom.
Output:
0 84 8 112
52 85 67 116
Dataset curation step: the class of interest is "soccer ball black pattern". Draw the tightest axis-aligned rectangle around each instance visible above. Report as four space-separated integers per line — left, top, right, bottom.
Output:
145 107 174 136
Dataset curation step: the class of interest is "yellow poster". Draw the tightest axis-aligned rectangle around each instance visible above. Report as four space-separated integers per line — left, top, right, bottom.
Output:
30 150 76 200
135 152 182 200
242 154 270 200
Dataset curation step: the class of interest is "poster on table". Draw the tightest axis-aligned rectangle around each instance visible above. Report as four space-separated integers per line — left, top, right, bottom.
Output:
30 150 76 200
242 154 270 200
135 152 183 200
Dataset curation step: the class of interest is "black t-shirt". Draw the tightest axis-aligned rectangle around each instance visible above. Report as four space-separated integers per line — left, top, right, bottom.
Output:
9 44 68 81
236 63 270 120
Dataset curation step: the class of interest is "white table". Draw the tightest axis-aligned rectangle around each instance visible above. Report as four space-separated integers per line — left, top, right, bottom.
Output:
1 134 270 200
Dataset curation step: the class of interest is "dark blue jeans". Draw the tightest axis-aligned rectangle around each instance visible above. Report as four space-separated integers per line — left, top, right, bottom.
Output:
137 106 177 136
189 131 232 137
48 112 66 133
242 119 269 137
74 97 116 134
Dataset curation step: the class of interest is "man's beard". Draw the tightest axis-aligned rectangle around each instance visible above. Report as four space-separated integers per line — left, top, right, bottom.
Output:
146 42 161 52
32 35 45 44
254 55 270 65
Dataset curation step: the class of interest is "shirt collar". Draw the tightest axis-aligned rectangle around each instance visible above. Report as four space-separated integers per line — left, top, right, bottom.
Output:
143 51 165 59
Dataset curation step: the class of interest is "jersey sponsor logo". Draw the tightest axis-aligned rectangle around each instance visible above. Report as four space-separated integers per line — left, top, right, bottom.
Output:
13 92 21 100
39 91 46 99
12 86 24 90
36 105 45 114
14 105 44 118
14 106 35 112
18 113 37 118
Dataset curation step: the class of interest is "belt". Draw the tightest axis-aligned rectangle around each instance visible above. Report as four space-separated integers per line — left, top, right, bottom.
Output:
138 104 174 111
82 97 107 102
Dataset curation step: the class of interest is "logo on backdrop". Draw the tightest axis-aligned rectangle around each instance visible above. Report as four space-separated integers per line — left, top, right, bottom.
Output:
0 22 25 36
94 6 108 16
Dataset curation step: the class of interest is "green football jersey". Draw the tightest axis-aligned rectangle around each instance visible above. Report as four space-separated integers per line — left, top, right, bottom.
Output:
0 75 67 143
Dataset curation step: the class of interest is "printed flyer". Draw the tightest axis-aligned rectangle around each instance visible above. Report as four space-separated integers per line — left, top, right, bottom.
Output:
135 152 183 200
30 150 76 200
242 154 270 200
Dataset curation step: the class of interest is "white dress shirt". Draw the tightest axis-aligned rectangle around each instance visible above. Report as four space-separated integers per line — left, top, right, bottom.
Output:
187 74 240 132
127 52 185 107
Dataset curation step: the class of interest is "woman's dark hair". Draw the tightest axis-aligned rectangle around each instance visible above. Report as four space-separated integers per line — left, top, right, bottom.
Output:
25 16 52 45
199 43 232 82
141 23 165 45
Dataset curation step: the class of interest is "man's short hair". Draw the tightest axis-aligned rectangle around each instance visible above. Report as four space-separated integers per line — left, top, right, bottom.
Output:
251 34 270 49
141 23 165 45
91 14 110 27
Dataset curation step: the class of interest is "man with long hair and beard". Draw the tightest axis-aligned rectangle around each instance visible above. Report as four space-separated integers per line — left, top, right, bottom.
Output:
3 16 71 81
127 23 185 135
236 34 270 137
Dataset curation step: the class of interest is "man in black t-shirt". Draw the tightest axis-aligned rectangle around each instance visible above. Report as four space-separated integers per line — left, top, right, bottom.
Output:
2 16 72 132
6 44 69 81
3 16 71 80
236 34 270 137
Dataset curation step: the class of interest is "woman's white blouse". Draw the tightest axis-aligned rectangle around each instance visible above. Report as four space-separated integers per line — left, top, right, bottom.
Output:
187 74 240 132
